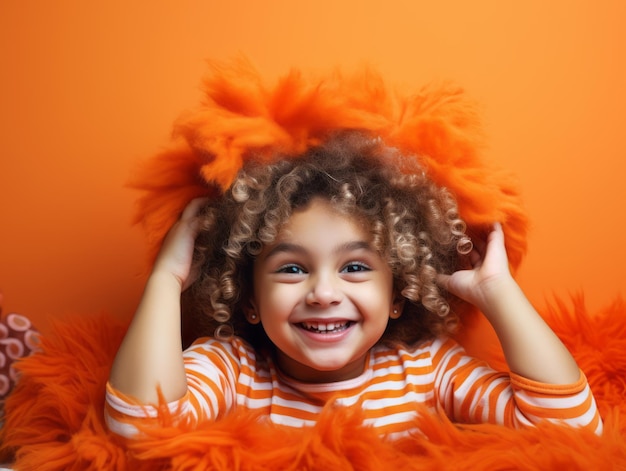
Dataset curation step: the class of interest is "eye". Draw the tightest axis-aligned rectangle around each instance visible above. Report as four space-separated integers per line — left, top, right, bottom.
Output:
341 262 371 273
276 264 306 275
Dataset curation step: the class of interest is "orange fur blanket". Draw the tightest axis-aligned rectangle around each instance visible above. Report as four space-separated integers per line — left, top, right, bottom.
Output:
1 296 625 470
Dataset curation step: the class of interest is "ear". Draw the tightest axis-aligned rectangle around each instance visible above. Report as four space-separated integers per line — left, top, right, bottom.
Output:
244 301 261 325
390 298 405 320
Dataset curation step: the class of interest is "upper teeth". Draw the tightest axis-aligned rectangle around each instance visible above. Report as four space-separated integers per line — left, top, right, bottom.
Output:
302 321 349 332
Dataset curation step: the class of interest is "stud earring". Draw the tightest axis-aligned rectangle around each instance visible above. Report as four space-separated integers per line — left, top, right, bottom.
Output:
393 309 398 315
250 313 257 320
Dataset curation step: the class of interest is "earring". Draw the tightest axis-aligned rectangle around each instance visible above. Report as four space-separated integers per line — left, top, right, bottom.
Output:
250 313 257 320
393 309 398 315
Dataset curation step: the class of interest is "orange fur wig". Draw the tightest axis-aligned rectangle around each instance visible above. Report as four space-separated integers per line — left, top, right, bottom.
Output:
129 59 528 272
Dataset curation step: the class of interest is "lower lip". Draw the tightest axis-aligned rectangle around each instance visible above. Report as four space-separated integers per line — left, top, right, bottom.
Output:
296 323 355 343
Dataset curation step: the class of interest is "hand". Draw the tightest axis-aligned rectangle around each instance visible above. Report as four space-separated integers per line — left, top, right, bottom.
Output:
152 197 207 291
437 222 514 312
110 197 207 403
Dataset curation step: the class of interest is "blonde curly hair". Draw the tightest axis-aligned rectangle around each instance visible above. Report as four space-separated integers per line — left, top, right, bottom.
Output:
181 132 472 349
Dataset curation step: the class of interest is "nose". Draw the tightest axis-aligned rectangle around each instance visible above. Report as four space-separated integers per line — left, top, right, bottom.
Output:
305 273 343 307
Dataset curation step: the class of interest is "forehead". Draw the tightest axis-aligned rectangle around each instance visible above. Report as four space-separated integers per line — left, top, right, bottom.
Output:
252 199 377 265
279 198 370 239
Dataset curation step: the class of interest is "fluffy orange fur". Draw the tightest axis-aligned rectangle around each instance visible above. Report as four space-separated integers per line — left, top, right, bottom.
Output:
129 59 528 272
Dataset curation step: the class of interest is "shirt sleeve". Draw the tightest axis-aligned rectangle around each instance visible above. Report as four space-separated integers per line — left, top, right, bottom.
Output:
104 337 245 439
430 337 603 435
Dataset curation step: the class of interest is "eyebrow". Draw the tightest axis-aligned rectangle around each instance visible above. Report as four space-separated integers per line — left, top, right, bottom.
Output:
263 240 375 259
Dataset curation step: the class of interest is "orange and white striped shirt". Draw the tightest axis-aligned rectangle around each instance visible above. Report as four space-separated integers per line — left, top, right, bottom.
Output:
105 336 602 439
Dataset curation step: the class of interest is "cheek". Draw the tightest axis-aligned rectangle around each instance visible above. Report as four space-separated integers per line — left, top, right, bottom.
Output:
255 284 298 315
369 275 395 304
353 286 394 316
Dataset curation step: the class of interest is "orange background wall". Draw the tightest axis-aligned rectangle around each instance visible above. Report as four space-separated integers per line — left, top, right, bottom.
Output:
1 1 625 333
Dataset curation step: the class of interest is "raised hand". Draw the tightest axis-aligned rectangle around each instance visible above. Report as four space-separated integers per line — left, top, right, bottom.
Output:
439 222 580 384
437 222 514 313
152 197 207 291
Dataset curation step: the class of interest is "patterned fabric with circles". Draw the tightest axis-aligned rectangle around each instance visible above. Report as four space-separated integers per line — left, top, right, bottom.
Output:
0 298 40 402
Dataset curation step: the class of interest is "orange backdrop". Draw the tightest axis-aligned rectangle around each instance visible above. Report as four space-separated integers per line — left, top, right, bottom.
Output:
1 1 625 333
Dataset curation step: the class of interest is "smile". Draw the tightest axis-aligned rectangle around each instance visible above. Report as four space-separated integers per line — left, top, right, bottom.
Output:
299 321 354 334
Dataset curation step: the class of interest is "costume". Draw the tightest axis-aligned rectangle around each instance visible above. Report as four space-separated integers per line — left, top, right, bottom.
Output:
105 335 602 439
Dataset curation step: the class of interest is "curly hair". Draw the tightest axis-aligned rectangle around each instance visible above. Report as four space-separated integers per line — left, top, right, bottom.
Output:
181 132 472 349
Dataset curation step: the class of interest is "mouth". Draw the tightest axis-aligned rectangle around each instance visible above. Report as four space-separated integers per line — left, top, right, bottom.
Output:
298 320 355 334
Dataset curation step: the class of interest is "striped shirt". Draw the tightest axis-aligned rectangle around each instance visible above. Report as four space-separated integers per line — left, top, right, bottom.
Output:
105 336 603 439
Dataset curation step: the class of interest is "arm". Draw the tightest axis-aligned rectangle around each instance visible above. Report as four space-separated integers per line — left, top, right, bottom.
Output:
438 223 580 385
108 198 206 404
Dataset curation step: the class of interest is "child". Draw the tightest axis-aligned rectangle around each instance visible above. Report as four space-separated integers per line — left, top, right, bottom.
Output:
106 131 602 439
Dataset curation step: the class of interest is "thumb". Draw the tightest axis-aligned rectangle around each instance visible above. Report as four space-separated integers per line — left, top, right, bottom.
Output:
437 271 475 305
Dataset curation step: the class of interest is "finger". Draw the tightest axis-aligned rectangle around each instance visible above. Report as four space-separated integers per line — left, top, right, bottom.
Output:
479 221 510 270
181 197 209 220
485 221 506 250
472 222 503 254
468 248 482 268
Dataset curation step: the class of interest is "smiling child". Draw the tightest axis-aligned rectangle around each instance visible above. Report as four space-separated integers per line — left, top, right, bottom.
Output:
106 132 602 438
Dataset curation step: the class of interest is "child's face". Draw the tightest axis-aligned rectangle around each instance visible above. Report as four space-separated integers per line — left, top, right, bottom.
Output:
251 197 398 383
